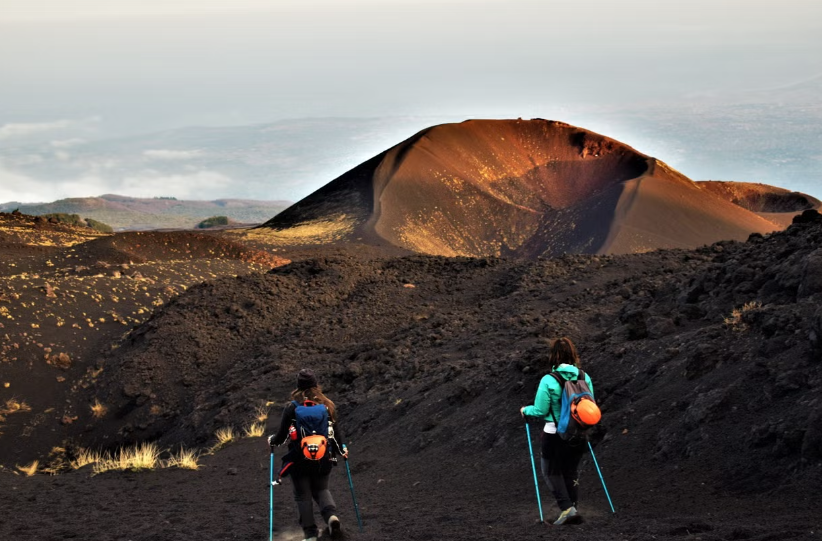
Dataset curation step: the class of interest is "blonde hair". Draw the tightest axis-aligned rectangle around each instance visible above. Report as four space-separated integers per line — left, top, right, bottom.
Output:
291 386 337 422
548 337 580 369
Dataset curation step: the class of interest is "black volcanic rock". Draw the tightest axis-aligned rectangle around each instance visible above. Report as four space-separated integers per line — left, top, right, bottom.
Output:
70 220 822 509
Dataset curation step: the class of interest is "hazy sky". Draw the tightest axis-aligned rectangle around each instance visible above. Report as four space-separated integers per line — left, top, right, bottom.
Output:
1 0 821 201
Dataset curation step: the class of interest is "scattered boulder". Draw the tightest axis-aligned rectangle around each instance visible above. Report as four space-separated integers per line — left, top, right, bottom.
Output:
684 344 720 380
620 309 649 340
647 316 677 337
792 209 822 224
798 248 822 298
42 283 57 298
48 353 72 370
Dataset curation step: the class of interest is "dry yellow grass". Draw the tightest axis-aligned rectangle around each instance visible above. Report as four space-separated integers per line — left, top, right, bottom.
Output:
244 422 265 438
1 398 31 415
724 301 763 331
93 442 160 474
254 404 270 423
90 399 107 419
164 448 200 470
16 460 39 476
71 448 103 470
0 398 32 423
208 426 237 453
230 215 356 246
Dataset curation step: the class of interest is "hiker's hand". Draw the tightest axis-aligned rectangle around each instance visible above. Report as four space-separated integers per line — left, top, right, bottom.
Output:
341 445 349 459
520 407 526 418
267 435 275 447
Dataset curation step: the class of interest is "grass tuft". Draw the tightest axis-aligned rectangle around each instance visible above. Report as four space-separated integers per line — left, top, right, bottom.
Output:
71 448 103 470
16 460 39 476
90 399 107 419
724 301 763 331
244 422 265 438
93 442 160 474
0 398 32 424
164 448 200 470
254 404 270 423
210 426 236 452
1 398 31 415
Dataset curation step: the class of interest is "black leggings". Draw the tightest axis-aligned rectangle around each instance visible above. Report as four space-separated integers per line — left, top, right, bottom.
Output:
290 471 337 537
540 432 585 511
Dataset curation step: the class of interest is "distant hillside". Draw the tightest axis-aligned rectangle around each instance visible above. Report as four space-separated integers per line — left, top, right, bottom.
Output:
0 195 289 231
697 181 822 228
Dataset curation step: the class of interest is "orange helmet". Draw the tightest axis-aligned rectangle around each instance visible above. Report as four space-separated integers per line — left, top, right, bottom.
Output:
571 399 601 426
301 434 328 461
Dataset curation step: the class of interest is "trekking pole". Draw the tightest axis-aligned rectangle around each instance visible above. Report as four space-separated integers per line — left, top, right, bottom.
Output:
524 422 544 523
269 448 274 541
588 442 615 514
343 455 364 532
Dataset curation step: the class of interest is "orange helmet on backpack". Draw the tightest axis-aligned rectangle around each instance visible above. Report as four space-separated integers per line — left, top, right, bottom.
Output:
300 434 328 461
571 398 601 427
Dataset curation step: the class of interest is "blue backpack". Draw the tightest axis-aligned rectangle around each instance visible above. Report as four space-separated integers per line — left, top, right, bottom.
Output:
292 400 329 461
549 369 601 443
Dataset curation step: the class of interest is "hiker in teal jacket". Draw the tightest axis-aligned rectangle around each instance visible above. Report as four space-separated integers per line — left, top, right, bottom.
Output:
521 337 594 525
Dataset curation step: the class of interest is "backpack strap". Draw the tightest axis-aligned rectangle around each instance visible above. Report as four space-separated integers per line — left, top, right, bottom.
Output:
577 369 586 382
547 372 565 422
293 399 320 408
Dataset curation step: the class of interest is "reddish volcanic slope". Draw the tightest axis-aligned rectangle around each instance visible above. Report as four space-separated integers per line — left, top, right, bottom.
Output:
262 119 781 257
697 181 822 228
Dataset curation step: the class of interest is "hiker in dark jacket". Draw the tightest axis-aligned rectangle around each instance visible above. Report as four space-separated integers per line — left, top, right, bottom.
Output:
521 337 594 525
268 369 347 541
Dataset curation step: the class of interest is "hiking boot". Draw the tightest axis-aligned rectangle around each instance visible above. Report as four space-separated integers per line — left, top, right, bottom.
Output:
553 506 578 525
327 515 342 537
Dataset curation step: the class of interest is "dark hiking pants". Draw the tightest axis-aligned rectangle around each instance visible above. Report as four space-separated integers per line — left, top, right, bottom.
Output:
291 471 337 537
541 432 585 511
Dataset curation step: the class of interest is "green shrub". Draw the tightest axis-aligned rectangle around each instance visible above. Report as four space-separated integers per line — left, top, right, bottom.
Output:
85 218 113 233
42 213 113 233
43 213 85 226
197 216 230 229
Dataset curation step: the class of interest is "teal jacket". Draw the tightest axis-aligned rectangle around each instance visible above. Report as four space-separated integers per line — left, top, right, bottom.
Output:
522 364 595 422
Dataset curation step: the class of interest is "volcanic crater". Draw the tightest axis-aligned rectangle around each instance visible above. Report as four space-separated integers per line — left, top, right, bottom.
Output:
263 119 782 257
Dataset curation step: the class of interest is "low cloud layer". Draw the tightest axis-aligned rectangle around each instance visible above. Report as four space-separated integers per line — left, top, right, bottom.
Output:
0 118 101 143
143 149 204 160
50 138 87 148
0 120 74 141
0 161 234 203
